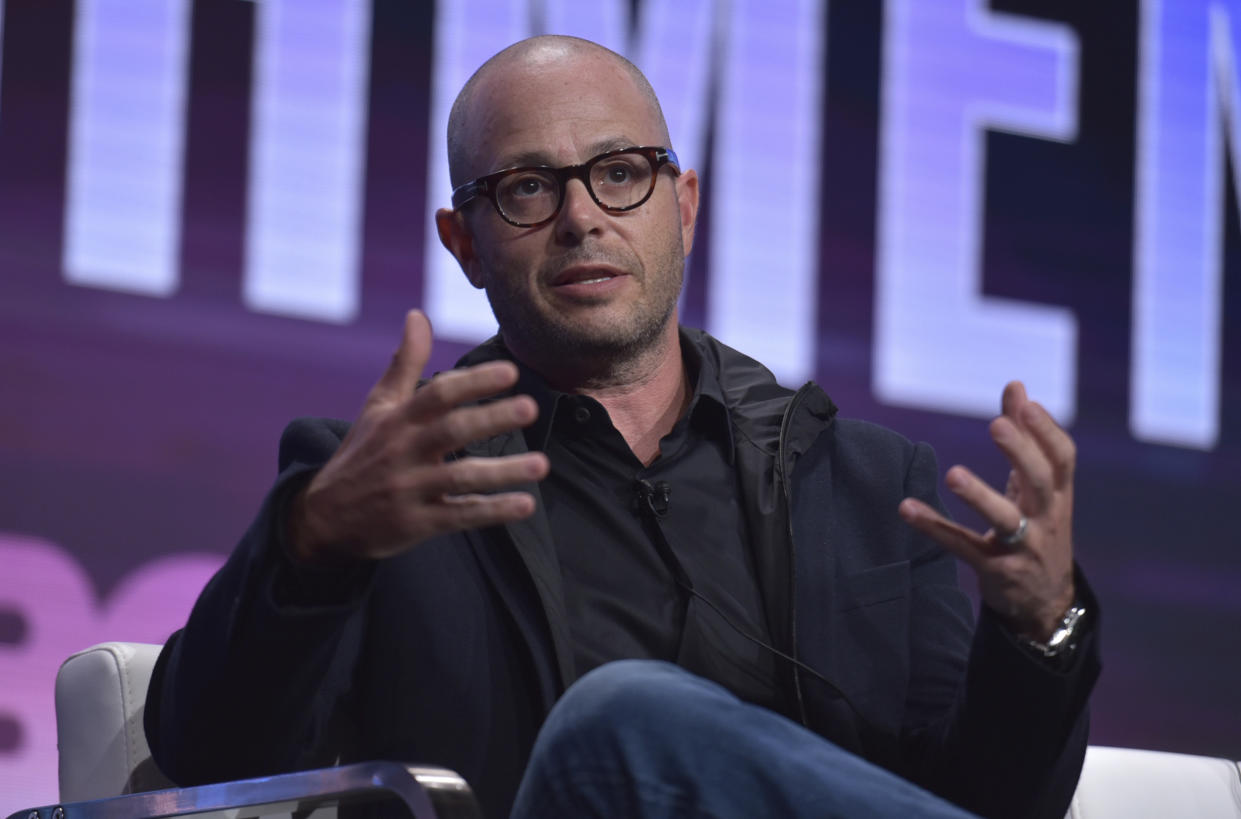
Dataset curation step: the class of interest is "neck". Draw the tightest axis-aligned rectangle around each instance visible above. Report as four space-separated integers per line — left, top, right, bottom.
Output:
517 321 689 466
579 335 689 466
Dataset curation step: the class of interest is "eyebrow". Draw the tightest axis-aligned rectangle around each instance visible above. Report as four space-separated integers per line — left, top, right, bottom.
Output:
494 137 639 171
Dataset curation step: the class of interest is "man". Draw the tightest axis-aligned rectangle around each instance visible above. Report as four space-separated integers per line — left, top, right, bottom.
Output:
145 35 1099 819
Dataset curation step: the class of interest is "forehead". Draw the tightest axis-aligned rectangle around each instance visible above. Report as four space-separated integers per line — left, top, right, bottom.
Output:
465 52 663 174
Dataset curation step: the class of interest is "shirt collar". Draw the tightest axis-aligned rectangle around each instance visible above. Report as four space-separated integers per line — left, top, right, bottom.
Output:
514 330 734 461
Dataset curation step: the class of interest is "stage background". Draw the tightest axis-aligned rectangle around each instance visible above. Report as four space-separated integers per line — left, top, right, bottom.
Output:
2 0 1239 809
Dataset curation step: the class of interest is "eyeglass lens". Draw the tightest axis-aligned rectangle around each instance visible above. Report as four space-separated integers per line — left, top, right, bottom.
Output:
494 151 655 224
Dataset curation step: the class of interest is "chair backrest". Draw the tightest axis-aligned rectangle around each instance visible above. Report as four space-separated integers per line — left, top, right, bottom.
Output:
55 642 173 802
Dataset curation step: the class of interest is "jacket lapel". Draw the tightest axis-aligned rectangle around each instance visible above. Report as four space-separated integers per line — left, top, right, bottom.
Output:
462 429 576 700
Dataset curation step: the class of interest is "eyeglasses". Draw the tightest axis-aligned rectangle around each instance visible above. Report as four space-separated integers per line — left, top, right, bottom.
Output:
451 146 681 228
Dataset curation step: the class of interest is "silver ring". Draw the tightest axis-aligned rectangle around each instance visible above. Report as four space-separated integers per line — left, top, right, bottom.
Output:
999 515 1029 546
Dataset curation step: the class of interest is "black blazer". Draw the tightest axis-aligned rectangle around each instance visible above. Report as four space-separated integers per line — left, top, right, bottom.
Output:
145 331 1099 819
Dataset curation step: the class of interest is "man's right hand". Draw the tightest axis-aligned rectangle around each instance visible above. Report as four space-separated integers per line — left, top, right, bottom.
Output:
286 309 550 565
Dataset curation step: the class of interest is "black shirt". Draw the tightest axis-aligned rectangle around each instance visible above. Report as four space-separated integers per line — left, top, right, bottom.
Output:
519 341 785 713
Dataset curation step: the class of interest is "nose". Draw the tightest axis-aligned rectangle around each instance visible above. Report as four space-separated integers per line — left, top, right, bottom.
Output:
553 177 605 244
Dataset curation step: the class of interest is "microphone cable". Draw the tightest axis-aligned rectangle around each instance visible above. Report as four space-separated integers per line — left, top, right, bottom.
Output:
630 478 882 735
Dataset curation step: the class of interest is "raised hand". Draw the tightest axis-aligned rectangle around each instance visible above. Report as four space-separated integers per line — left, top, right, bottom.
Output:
898 381 1076 642
287 310 550 564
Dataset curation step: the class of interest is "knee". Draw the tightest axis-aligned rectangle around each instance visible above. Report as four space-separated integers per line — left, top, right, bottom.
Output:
515 662 717 817
558 660 694 721
538 660 728 752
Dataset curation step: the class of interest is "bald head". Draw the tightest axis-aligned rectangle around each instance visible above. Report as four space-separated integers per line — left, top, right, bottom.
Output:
446 35 672 189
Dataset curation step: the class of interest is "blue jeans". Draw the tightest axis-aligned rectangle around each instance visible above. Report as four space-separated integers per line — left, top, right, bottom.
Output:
510 660 980 819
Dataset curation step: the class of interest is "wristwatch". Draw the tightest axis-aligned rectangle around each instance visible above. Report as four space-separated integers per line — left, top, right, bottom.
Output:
1020 602 1087 660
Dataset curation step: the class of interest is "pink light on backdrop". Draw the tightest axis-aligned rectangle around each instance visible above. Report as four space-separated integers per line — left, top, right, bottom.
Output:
0 534 223 810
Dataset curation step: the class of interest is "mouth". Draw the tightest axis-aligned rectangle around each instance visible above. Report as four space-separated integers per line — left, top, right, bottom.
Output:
549 264 628 288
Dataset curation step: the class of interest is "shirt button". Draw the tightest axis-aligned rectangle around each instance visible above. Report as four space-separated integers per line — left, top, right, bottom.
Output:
573 406 591 424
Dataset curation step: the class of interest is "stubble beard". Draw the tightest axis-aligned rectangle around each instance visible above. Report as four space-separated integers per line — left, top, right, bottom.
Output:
481 243 685 383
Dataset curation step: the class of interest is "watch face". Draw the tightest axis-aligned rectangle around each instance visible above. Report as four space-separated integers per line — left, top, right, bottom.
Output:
1021 604 1085 659
1048 605 1086 655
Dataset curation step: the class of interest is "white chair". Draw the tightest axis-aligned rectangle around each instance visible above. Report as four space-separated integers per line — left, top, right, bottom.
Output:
54 642 173 801
1068 746 1241 818
16 642 481 819
10 642 1241 819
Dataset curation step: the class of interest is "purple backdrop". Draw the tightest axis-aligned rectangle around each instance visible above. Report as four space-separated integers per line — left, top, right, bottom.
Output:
2 0 1239 810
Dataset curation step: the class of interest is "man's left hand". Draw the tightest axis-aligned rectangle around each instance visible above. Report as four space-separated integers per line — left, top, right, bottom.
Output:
898 381 1076 643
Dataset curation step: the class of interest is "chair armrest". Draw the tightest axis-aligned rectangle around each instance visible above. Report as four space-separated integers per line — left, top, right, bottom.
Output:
1067 746 1241 819
6 761 480 819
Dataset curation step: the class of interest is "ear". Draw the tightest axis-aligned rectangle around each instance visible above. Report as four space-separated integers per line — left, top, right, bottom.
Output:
435 207 486 289
674 169 700 255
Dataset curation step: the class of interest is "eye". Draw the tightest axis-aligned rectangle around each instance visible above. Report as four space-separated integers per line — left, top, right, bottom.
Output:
593 155 649 192
604 164 632 184
509 175 551 198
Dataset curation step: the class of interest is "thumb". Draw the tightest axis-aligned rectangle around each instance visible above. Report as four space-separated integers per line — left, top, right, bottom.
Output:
374 310 433 399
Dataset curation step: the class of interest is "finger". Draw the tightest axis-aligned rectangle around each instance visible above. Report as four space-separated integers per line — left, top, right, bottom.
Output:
408 361 521 422
1004 469 1019 502
898 498 992 570
374 310 433 399
416 453 550 497
1000 380 1028 426
423 491 539 532
943 465 1023 545
989 414 1054 505
1019 401 1076 489
414 396 539 456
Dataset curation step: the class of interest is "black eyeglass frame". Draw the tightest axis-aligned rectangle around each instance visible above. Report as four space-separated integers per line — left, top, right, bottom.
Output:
450 145 681 228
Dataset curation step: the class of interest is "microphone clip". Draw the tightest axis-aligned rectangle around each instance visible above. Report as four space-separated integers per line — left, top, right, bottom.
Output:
633 479 672 517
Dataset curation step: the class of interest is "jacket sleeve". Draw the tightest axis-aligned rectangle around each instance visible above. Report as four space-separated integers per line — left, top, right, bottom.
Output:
144 417 375 786
896 439 1101 819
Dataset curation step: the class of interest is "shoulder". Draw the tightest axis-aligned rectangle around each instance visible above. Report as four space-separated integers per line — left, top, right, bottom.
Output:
796 414 933 485
277 417 352 473
830 416 927 468
685 328 930 474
